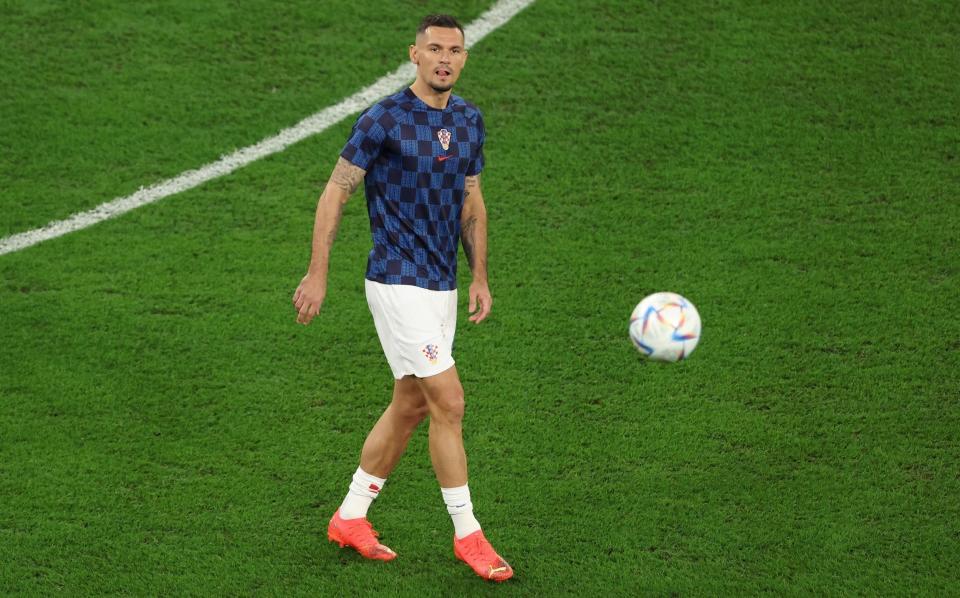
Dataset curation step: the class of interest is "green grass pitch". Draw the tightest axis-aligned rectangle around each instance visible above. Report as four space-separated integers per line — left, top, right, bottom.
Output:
1 0 958 594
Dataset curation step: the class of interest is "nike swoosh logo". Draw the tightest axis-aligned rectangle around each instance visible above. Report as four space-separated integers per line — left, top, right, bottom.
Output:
437 155 451 161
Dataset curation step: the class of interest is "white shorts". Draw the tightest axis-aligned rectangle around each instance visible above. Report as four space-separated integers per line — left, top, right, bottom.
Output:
365 279 457 379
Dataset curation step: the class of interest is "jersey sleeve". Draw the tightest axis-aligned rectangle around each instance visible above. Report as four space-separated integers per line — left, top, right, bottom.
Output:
465 110 485 177
340 105 390 170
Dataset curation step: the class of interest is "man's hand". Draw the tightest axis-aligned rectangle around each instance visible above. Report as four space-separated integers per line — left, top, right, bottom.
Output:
293 273 327 325
468 280 492 324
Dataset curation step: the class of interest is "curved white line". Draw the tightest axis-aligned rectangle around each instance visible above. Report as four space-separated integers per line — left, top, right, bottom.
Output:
0 0 536 256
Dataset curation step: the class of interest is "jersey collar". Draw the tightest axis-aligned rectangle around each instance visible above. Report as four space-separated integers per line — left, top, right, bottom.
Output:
402 87 465 113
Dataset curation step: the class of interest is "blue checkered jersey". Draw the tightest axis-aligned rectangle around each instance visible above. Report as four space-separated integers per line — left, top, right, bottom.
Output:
340 87 485 291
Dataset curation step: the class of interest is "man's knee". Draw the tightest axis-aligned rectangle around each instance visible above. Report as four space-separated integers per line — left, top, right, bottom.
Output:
399 400 429 424
393 383 429 425
429 391 465 426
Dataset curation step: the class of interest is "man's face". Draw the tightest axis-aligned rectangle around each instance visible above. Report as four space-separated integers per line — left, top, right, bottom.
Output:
409 26 467 93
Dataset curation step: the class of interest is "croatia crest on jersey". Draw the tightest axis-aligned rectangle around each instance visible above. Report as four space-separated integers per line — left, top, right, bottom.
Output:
437 128 451 151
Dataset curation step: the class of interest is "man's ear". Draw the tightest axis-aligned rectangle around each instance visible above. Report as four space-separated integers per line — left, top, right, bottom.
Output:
409 44 418 64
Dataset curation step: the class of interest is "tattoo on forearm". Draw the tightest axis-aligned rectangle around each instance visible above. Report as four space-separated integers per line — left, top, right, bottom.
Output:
461 175 486 273
462 215 477 269
331 157 365 195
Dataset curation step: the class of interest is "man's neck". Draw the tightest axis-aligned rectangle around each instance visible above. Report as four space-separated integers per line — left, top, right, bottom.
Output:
410 80 452 109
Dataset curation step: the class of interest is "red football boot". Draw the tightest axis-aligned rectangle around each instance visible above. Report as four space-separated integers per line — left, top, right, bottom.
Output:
453 530 513 582
327 509 397 561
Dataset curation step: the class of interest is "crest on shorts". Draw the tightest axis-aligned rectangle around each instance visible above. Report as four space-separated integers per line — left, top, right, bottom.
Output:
422 344 439 364
437 128 451 151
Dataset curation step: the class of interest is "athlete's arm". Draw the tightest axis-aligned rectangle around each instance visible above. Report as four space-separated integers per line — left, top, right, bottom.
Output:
461 174 492 324
292 157 366 325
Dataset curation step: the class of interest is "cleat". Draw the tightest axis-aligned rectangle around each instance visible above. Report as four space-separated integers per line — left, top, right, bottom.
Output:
453 530 513 582
327 509 397 561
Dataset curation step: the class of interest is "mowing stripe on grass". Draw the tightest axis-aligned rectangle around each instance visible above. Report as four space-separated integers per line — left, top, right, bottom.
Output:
0 0 535 257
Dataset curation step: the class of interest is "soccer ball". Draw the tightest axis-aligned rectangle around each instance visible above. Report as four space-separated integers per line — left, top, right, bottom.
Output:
629 292 701 362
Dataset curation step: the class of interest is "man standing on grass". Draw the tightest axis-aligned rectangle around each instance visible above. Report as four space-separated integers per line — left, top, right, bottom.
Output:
291 14 512 582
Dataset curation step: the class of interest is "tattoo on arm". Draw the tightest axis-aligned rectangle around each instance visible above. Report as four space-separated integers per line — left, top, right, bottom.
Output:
330 157 366 195
461 175 484 271
465 174 480 194
462 215 478 270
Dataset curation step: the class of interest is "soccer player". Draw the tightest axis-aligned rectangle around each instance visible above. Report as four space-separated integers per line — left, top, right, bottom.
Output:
291 14 512 582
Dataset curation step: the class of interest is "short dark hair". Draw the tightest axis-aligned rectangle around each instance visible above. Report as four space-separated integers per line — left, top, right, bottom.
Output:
417 14 464 39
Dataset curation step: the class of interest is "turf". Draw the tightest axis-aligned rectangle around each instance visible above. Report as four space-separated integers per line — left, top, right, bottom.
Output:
1 0 959 594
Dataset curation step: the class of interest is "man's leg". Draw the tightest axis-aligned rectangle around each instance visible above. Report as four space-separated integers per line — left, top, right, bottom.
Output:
415 366 467 487
328 376 427 560
416 366 513 581
359 375 429 478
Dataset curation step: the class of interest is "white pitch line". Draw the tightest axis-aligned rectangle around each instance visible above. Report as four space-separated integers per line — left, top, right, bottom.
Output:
0 0 536 257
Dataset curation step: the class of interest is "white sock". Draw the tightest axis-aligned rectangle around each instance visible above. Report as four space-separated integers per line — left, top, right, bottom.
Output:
441 484 482 539
339 467 386 520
